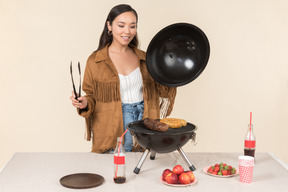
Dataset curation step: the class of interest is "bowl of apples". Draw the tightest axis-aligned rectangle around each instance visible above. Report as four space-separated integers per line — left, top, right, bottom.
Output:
161 165 197 187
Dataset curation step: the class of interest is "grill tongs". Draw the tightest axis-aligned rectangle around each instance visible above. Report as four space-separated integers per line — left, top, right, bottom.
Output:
70 61 81 100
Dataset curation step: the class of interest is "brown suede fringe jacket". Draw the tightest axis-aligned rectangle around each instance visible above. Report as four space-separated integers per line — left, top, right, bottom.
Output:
78 45 177 153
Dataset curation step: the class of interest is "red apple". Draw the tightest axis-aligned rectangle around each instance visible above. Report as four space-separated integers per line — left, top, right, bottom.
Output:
179 172 191 184
185 170 195 182
162 169 172 181
172 165 184 175
165 172 179 184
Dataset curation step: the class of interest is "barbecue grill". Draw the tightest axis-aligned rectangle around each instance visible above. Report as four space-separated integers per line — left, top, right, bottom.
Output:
129 22 209 174
128 120 197 174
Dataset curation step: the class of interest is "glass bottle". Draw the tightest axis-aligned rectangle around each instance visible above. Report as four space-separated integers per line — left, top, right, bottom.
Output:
113 137 126 184
244 124 256 158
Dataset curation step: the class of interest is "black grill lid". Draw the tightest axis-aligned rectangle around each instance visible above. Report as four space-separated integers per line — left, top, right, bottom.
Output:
146 23 210 87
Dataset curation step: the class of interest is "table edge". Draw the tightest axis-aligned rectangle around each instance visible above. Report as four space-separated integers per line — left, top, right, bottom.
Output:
269 152 288 170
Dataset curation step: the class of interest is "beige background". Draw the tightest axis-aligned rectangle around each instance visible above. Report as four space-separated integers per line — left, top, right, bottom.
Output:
1 0 288 169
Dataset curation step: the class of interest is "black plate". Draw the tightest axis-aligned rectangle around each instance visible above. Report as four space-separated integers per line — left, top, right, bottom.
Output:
60 173 104 189
146 23 210 87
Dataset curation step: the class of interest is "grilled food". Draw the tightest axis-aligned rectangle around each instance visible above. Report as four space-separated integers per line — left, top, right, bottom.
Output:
143 118 169 132
160 118 187 128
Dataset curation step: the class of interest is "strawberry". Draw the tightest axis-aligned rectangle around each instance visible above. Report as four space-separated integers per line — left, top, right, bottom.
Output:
208 167 214 173
221 170 228 175
214 167 220 172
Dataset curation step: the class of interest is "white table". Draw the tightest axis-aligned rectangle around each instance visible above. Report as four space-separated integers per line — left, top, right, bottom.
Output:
0 152 288 192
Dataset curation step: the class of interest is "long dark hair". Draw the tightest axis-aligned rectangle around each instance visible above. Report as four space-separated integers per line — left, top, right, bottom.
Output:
96 4 139 51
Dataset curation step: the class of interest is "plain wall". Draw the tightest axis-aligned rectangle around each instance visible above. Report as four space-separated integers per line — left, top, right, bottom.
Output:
1 0 288 169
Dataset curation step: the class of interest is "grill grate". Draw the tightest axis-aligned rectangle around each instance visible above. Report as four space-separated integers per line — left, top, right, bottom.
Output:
128 120 196 135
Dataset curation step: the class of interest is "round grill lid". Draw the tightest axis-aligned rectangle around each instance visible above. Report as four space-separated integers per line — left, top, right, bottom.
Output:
146 23 210 87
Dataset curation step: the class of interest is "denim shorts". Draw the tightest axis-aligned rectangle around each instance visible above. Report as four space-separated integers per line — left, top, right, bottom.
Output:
122 100 144 152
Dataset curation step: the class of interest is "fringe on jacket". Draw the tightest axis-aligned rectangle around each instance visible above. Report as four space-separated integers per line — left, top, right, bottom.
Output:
84 81 176 141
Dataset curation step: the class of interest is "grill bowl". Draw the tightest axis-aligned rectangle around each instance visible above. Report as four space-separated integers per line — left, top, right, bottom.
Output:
127 120 197 153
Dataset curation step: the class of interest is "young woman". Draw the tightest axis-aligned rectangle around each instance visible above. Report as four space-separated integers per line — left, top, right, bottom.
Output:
70 4 176 152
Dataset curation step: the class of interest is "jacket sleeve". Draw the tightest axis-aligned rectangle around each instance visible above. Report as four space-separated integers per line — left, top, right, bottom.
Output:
77 56 96 118
77 55 96 141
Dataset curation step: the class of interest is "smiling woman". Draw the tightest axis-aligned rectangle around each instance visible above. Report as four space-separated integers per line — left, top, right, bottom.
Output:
69 4 177 153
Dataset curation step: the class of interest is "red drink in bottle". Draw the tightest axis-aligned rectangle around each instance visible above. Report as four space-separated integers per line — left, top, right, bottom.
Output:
244 124 256 157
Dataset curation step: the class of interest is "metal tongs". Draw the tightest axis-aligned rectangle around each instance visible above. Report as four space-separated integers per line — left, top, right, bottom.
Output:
70 61 81 100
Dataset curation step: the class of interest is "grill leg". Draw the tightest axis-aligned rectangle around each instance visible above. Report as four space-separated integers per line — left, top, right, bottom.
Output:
150 151 156 160
133 149 150 174
177 147 196 171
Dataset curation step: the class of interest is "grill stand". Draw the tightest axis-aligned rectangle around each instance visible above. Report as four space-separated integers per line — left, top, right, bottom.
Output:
150 151 156 160
133 146 196 174
177 147 196 171
133 149 150 174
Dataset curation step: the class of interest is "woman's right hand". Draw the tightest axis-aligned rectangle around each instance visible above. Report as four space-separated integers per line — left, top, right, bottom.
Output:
70 91 88 109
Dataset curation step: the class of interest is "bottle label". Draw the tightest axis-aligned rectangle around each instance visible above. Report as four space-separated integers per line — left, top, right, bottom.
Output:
245 140 256 148
114 156 125 165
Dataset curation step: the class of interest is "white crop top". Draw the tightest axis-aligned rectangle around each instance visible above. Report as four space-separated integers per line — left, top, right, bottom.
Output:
118 67 143 104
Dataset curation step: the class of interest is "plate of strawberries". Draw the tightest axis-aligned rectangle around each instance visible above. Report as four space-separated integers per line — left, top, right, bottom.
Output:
203 162 238 177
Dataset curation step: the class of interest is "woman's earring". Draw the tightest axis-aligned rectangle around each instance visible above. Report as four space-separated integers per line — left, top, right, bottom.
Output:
108 30 112 36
